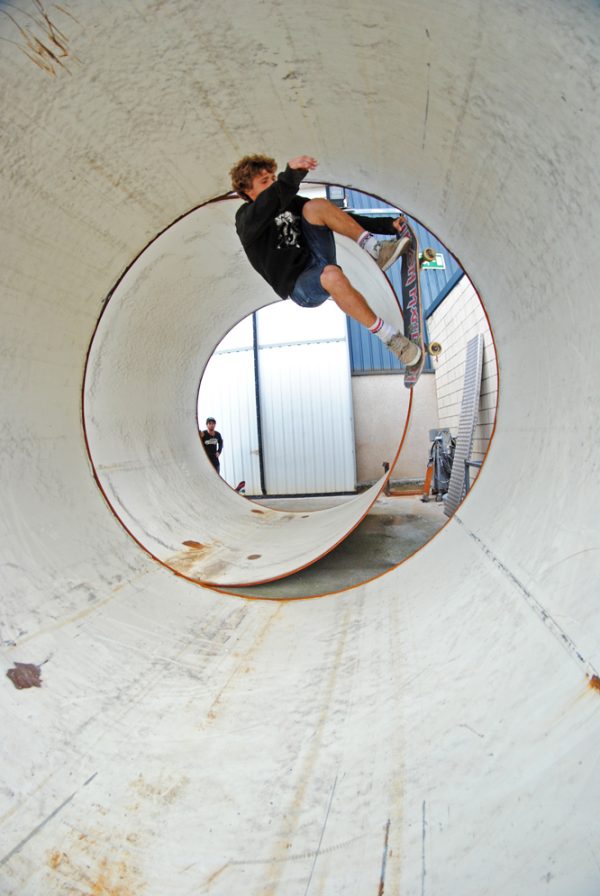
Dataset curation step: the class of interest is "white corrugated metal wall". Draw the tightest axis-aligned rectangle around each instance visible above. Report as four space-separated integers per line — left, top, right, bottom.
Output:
198 300 356 495
197 316 262 494
257 300 356 494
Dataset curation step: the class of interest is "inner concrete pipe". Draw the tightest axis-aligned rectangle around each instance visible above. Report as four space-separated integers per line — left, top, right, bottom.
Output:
1 1 599 894
83 203 408 587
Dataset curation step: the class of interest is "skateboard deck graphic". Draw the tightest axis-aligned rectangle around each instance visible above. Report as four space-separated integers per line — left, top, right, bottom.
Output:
396 217 425 388
395 218 441 388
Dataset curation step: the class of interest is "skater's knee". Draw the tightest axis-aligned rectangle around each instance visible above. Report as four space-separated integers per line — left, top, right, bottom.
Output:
320 264 345 292
302 197 331 223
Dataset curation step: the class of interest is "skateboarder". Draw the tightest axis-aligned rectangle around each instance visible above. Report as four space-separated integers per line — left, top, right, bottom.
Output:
229 154 421 367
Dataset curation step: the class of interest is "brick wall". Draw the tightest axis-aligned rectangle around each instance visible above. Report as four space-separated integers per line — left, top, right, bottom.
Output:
426 277 498 470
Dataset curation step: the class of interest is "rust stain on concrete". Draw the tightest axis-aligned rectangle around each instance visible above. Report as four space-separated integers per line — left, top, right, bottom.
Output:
47 848 143 895
6 662 42 689
205 862 228 886
589 674 600 693
1 0 79 76
202 604 284 725
264 604 353 890
167 540 220 577
247 554 261 560
87 858 137 896
49 850 63 869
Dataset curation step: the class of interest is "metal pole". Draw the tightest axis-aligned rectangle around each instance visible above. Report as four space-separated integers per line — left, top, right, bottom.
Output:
252 312 267 496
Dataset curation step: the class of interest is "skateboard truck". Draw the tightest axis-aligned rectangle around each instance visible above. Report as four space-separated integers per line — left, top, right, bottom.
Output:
420 250 442 356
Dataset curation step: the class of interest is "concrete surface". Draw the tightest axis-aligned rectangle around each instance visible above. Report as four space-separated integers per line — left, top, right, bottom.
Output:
1 2 599 895
352 371 440 484
217 495 447 598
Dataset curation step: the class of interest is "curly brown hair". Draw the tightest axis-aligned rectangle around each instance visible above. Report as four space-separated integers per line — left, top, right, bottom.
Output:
229 154 277 200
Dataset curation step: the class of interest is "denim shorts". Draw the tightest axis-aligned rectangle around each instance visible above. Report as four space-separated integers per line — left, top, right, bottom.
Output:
289 217 340 308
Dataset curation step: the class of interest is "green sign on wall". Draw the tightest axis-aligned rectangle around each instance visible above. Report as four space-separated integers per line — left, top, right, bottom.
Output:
420 252 446 270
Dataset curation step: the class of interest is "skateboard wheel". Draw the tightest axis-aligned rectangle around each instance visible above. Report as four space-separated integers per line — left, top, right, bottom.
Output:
428 342 442 356
422 247 436 262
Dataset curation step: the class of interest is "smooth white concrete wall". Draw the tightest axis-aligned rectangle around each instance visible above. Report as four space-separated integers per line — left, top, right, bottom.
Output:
1 2 599 894
352 372 439 484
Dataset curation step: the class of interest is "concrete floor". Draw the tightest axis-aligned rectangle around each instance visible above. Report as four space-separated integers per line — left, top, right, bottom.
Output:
217 494 447 598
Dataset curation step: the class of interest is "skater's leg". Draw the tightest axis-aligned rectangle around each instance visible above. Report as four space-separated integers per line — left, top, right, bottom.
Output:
320 265 421 366
302 198 364 241
302 199 408 271
288 218 421 366
319 265 376 327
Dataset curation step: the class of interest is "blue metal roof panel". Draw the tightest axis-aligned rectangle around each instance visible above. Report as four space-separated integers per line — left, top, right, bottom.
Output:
347 318 400 372
345 188 463 314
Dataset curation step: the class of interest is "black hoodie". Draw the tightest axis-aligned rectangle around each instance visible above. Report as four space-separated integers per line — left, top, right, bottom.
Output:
235 165 399 299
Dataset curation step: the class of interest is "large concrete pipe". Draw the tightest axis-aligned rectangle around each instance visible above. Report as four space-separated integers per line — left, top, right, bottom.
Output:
1 2 599 894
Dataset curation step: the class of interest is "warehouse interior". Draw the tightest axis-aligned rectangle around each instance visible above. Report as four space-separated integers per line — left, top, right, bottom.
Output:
1 2 599 895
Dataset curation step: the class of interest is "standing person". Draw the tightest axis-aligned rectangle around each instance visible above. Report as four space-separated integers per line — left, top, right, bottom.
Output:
229 153 421 367
200 417 223 474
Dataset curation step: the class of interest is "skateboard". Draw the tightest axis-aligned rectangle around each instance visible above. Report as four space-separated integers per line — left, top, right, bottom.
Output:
395 217 442 388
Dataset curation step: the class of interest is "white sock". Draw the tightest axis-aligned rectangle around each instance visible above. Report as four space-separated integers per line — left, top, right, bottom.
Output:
357 231 379 259
369 317 396 344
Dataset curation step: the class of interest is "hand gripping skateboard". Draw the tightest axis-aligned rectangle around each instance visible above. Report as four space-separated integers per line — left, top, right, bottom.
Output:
395 217 442 388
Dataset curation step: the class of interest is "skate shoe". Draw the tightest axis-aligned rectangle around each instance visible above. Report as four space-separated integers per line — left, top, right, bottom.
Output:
386 332 422 367
373 236 410 271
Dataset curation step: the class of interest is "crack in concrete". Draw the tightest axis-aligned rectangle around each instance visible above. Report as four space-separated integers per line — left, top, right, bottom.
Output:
454 514 597 679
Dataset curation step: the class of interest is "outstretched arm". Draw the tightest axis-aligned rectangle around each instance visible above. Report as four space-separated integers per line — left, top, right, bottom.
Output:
236 162 312 246
288 155 318 171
